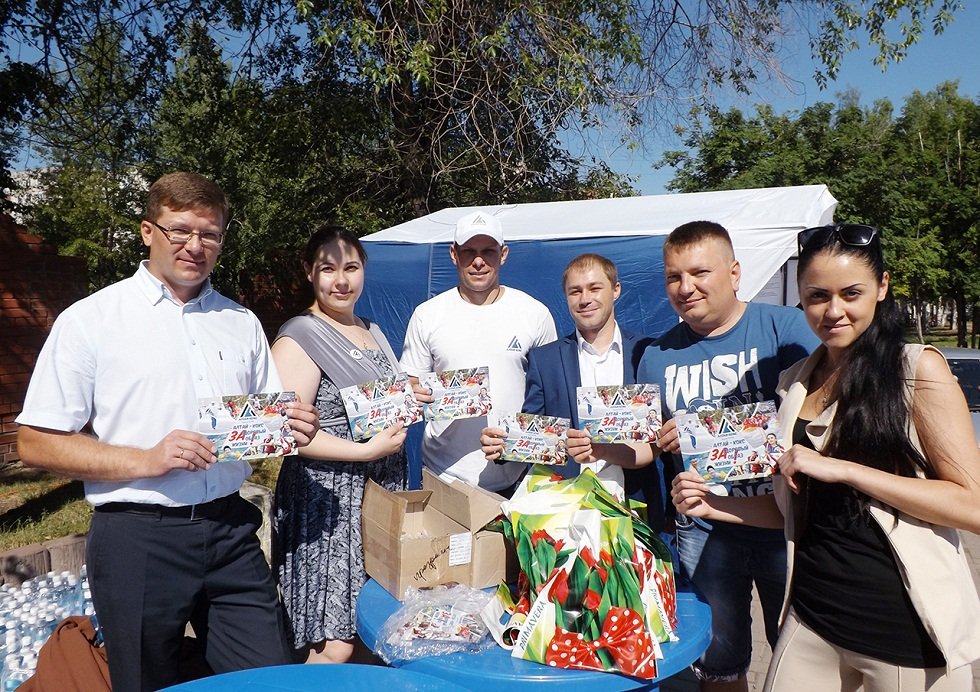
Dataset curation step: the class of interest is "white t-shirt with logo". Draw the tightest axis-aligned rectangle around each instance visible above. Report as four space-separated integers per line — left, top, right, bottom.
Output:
400 286 557 490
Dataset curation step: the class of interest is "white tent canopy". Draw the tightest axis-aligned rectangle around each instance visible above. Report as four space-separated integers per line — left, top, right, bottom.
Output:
364 184 838 303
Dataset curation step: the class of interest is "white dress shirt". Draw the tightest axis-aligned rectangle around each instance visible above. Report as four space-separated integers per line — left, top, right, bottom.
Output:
17 261 281 506
575 324 626 497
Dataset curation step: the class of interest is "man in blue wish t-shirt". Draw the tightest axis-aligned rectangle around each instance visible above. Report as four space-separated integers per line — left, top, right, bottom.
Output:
571 220 818 692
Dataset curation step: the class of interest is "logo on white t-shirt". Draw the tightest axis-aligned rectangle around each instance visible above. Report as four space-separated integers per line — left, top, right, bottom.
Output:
506 336 522 352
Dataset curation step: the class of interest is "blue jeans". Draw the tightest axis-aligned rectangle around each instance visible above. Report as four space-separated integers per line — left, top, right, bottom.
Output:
676 514 786 683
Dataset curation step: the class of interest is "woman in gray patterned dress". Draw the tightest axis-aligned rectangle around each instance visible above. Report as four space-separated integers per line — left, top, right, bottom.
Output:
271 226 407 663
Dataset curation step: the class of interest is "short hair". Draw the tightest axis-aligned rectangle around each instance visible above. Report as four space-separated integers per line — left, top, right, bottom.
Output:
303 224 367 268
144 172 229 227
562 253 618 289
664 221 734 259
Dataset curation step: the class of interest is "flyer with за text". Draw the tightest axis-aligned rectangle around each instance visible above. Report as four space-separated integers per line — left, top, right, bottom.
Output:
197 392 299 462
419 366 493 422
497 413 570 465
340 372 423 441
674 400 785 485
576 383 662 443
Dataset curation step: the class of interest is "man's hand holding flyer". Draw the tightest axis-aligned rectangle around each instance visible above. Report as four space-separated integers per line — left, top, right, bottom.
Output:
674 401 786 485
497 413 570 465
198 392 300 462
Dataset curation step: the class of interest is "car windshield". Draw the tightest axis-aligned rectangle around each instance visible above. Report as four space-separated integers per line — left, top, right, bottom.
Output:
947 359 980 411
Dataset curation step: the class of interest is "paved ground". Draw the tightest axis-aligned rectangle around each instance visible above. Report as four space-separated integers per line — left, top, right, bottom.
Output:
663 530 980 692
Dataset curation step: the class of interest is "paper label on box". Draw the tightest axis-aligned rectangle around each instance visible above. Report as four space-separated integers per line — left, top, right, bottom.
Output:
448 532 472 566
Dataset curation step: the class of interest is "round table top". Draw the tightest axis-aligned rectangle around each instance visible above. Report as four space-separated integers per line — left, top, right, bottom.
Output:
159 663 470 691
356 579 711 691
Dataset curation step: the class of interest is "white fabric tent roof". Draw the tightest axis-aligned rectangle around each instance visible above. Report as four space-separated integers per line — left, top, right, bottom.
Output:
364 184 838 302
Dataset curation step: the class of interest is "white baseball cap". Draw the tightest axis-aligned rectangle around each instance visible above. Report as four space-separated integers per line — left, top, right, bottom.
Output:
454 210 503 246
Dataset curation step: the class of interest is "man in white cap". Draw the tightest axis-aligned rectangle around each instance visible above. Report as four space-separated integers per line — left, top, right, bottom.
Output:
400 210 557 493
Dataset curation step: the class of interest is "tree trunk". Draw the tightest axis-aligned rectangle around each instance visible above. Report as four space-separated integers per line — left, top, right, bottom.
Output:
972 303 979 349
954 290 968 347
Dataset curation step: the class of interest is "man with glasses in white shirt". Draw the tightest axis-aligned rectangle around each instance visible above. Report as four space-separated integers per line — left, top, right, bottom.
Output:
16 172 318 691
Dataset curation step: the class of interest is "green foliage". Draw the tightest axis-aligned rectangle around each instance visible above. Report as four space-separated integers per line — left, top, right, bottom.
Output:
812 1 961 88
0 62 44 211
0 0 969 296
660 80 980 345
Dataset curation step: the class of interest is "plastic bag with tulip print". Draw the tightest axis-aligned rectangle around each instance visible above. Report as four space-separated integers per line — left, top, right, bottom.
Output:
480 466 677 680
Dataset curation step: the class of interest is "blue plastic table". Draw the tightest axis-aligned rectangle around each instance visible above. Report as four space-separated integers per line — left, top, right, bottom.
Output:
159 663 470 691
356 579 712 691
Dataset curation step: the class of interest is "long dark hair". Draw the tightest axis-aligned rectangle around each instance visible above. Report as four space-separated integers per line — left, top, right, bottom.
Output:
797 231 936 483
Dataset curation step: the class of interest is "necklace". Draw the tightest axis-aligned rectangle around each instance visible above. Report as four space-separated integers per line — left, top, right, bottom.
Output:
815 361 843 411
458 286 503 305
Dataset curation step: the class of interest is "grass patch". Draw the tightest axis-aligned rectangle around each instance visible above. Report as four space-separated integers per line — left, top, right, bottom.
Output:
0 460 284 553
0 500 91 552
0 476 90 551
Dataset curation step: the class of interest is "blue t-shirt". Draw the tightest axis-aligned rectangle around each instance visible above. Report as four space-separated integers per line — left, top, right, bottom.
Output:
638 302 819 500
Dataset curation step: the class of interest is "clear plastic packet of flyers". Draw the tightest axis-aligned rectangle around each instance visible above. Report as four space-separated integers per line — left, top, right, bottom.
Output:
577 383 663 443
497 412 570 465
419 366 493 422
197 392 299 462
339 371 423 441
376 584 494 663
674 400 786 485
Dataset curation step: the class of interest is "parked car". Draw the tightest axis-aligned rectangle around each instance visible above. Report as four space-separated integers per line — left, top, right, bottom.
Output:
940 347 980 446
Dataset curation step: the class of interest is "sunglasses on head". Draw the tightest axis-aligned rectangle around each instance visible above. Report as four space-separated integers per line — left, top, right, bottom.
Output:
797 223 878 254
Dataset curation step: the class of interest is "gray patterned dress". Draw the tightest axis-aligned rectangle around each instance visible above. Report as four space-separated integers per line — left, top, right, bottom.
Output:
273 313 406 649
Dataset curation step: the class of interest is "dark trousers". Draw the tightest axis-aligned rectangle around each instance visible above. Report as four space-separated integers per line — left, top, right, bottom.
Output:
86 494 291 692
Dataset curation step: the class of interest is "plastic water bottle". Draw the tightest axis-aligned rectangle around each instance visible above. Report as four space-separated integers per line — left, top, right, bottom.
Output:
68 575 80 611
1 654 30 691
0 654 18 690
0 634 17 661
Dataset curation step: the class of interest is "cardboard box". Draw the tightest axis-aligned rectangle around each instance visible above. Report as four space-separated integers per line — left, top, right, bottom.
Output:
362 469 517 599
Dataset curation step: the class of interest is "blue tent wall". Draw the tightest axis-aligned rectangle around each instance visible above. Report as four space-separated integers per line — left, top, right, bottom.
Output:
358 235 675 487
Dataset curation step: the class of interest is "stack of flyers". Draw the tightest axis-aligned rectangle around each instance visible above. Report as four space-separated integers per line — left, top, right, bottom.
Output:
419 366 492 422
387 605 488 645
339 372 423 441
197 392 299 462
674 401 786 485
577 383 662 443
497 413 570 465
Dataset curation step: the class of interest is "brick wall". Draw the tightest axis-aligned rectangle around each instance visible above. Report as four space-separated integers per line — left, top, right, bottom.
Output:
0 214 88 465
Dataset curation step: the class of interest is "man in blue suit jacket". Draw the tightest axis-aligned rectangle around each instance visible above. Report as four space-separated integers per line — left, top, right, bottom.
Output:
481 253 665 530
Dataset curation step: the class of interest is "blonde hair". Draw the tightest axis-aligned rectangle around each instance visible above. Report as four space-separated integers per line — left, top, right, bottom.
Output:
562 253 618 289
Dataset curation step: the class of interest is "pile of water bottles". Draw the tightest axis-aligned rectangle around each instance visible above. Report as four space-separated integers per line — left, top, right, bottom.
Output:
0 565 98 690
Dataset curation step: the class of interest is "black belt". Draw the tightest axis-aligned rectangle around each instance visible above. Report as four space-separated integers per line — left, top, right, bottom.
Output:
95 492 238 520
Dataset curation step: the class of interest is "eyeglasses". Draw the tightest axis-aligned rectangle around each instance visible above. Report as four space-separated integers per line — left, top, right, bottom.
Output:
147 219 225 247
797 224 878 254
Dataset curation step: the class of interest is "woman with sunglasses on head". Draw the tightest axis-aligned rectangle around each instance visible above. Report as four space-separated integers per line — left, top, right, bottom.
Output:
271 225 407 664
672 223 980 691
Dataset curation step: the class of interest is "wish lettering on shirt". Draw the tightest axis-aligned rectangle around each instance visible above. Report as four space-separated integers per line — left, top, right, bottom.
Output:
663 348 764 413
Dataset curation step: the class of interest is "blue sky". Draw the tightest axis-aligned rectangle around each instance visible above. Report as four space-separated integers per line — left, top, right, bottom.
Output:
599 4 980 195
